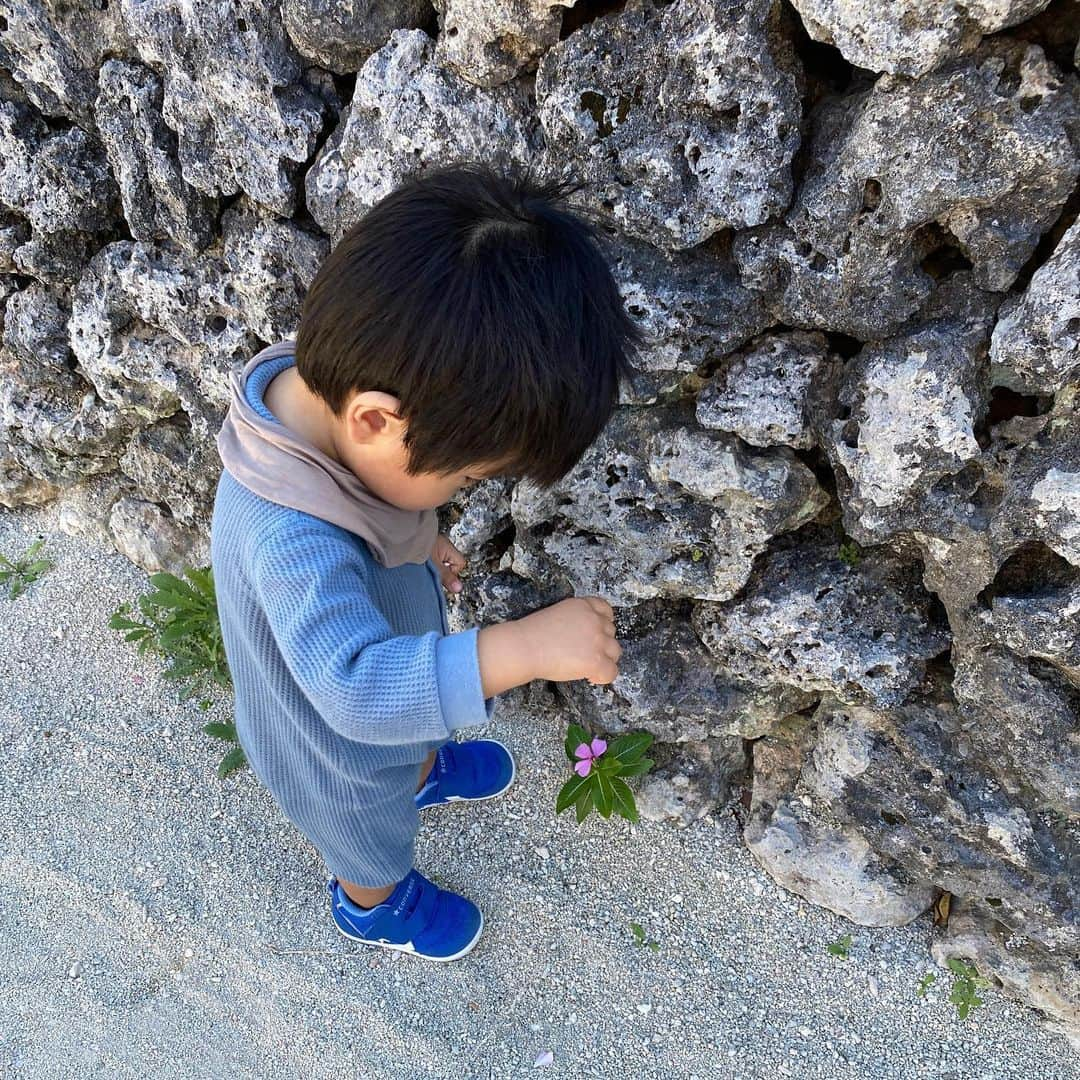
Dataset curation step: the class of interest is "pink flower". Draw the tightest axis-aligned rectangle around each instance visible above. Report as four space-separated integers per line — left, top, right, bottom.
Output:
573 737 608 777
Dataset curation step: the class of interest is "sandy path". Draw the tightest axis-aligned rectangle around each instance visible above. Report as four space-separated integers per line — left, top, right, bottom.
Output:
0 504 1076 1079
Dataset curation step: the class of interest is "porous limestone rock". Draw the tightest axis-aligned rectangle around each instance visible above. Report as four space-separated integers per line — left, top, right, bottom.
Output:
121 0 327 216
992 414 1080 568
535 0 802 250
447 477 514 557
3 281 77 388
109 496 208 575
608 233 771 405
693 539 950 708
636 738 747 826
0 0 128 122
951 642 1080 819
932 900 1080 1040
282 0 431 73
790 0 1053 76
991 219 1080 395
69 208 324 432
95 59 219 254
562 616 817 743
70 241 253 427
822 281 995 543
735 41 1080 338
0 214 29 273
119 415 221 529
698 331 837 449
745 722 936 925
0 282 138 505
0 458 57 507
803 693 1080 951
511 409 828 606
216 203 329 347
306 30 538 244
434 0 577 87
0 98 119 281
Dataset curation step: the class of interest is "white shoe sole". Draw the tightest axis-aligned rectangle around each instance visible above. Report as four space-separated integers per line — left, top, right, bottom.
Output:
418 741 516 810
334 910 484 962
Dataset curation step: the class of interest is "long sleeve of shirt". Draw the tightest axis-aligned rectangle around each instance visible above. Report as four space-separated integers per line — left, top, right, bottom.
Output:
249 517 494 747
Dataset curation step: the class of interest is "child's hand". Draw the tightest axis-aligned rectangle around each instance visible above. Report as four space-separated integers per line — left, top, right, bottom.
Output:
433 534 467 595
477 597 622 698
518 597 622 685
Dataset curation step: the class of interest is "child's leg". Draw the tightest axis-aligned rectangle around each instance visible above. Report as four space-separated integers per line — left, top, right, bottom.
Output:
338 750 437 908
417 749 436 792
339 878 395 907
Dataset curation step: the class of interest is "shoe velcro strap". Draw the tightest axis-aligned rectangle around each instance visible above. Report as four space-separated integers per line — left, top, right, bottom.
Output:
401 873 440 934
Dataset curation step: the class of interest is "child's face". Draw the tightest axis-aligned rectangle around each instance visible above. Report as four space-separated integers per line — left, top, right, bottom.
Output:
370 449 503 512
334 391 506 510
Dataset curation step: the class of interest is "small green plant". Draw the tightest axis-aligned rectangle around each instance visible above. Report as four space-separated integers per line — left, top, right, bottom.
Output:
0 538 54 598
109 566 243 778
691 548 705 563
555 723 654 824
630 922 660 952
946 957 991 1020
838 540 861 567
916 972 937 997
827 933 852 959
203 721 246 779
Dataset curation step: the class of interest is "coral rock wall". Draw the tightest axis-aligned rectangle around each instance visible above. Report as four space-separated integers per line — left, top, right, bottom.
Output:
0 0 1078 1035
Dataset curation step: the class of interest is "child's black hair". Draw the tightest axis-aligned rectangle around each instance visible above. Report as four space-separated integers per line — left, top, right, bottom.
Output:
295 160 645 487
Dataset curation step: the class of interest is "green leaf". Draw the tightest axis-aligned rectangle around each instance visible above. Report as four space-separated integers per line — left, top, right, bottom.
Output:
574 786 594 824
593 750 621 771
202 721 238 743
564 723 591 761
630 922 645 944
185 566 214 591
608 731 653 764
616 758 654 778
610 776 639 822
594 770 615 818
158 624 190 647
945 957 975 979
556 773 590 814
827 934 852 959
217 745 246 779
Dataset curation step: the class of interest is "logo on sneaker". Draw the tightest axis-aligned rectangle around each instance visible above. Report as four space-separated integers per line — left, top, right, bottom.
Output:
392 876 418 917
375 937 417 953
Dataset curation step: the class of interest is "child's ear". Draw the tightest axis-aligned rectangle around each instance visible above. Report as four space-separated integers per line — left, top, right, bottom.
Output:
343 390 406 446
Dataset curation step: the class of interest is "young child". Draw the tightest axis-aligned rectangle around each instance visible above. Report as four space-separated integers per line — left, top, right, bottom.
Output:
210 162 643 961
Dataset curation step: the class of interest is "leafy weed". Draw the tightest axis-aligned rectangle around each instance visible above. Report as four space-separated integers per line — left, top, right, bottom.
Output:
0 538 54 599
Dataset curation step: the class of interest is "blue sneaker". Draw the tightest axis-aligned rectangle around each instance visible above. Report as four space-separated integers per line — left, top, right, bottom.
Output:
415 739 516 810
328 870 483 961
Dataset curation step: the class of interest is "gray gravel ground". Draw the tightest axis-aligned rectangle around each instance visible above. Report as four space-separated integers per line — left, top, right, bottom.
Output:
1 503 1077 1080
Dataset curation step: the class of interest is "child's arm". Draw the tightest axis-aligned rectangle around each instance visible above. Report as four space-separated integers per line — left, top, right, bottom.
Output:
477 598 620 698
250 519 492 746
250 519 621 746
